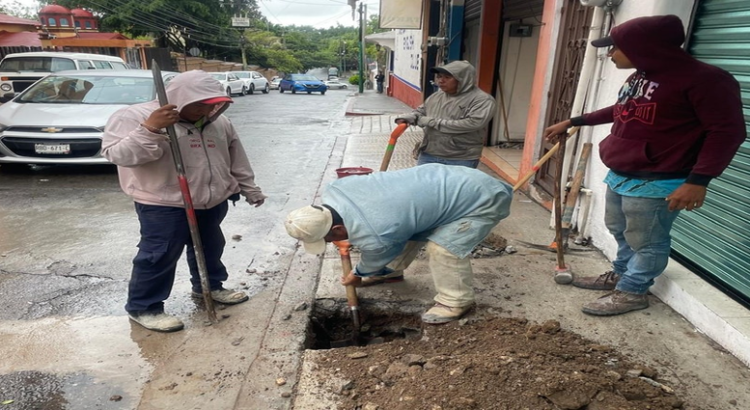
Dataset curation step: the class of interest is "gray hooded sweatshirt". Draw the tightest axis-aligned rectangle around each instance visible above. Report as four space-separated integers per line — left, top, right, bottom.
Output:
397 60 496 160
102 70 266 209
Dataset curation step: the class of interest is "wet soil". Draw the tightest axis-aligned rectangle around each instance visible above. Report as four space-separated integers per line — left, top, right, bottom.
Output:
312 314 686 410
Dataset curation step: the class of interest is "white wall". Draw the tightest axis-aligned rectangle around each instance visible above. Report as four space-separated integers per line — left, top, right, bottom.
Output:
579 0 696 261
393 29 423 89
492 18 541 144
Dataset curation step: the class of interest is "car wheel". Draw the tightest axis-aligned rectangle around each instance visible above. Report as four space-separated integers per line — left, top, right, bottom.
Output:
321 91 326 95
227 87 232 97
241 86 248 96
292 89 296 94
249 84 255 95
307 91 311 94
280 86 284 93
262 84 269 94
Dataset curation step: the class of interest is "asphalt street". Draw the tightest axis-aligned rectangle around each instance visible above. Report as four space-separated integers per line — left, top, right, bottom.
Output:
0 87 353 409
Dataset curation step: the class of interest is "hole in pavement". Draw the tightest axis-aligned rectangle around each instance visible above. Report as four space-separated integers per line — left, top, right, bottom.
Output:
306 300 423 350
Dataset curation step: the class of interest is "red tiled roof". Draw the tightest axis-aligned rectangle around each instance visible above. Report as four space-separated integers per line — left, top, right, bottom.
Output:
71 8 94 18
77 32 129 40
0 30 41 47
39 4 70 14
0 13 40 26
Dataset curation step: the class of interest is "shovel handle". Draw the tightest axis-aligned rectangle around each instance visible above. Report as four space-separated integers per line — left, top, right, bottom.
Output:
379 123 409 172
512 126 579 191
333 241 359 307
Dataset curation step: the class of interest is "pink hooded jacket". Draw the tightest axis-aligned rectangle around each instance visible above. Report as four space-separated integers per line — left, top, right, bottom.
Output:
102 70 266 209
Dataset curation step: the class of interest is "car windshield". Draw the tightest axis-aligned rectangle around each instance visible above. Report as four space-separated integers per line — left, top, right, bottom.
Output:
210 73 226 81
291 75 319 81
234 72 250 78
0 57 76 72
16 75 157 104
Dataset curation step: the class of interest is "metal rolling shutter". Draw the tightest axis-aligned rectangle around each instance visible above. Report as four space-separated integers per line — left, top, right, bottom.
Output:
465 0 482 21
671 0 750 307
501 0 544 21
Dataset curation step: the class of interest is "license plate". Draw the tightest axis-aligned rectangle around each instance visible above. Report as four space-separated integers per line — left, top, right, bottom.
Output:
34 143 71 154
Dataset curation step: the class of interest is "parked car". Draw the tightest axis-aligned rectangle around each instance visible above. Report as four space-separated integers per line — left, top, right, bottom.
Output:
279 74 327 95
0 51 129 102
208 72 245 96
269 77 281 90
324 78 348 89
0 70 177 168
233 71 269 94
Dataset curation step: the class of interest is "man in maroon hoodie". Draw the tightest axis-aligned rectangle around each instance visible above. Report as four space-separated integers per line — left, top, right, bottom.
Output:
544 15 745 316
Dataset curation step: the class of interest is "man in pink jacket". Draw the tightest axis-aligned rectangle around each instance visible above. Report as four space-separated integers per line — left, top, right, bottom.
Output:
103 70 266 332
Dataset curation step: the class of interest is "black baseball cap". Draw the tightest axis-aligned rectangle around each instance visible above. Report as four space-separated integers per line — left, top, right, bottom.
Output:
429 67 452 76
591 36 615 47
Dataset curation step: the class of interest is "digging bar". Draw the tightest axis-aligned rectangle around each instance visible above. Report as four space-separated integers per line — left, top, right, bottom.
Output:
151 60 218 323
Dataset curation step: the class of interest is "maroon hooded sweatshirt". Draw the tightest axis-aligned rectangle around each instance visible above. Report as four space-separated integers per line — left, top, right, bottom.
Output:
576 15 745 186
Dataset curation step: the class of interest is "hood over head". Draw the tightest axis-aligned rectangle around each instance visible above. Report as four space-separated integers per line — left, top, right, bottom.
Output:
165 70 233 120
599 15 689 73
430 60 476 94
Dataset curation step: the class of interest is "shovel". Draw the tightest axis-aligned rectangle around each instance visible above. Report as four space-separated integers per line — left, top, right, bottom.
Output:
332 240 362 347
152 61 218 323
379 123 409 171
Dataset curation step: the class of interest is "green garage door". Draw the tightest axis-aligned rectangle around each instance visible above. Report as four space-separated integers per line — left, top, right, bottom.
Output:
671 0 750 307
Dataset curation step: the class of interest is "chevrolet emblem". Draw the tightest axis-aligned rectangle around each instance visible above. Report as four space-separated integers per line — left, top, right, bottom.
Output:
41 127 63 133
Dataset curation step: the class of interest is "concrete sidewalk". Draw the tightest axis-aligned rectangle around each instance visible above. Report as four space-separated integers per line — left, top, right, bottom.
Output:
344 89 413 116
291 93 750 409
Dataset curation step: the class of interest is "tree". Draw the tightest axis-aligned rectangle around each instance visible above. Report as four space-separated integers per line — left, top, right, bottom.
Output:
41 0 266 61
266 49 302 74
0 0 40 19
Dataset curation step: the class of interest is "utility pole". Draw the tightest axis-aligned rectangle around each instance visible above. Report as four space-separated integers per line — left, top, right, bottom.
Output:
358 1 366 93
240 34 248 70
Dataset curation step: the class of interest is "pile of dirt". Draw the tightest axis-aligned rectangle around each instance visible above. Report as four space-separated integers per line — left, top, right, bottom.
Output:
312 315 685 410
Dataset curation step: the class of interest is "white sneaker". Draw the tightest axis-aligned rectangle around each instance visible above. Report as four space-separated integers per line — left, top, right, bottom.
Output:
192 288 249 305
421 303 473 324
129 312 184 332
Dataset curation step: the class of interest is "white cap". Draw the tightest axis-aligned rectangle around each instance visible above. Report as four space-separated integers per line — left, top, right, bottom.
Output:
284 205 332 255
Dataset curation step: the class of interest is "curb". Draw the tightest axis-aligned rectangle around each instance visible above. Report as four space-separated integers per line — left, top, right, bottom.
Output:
344 96 385 116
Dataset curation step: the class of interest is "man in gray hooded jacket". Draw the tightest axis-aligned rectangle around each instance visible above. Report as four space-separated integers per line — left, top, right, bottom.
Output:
396 60 496 168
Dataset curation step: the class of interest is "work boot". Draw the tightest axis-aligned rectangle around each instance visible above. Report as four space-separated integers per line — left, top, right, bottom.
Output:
572 270 620 290
421 302 473 324
581 290 649 316
129 312 184 332
361 270 404 287
192 288 249 305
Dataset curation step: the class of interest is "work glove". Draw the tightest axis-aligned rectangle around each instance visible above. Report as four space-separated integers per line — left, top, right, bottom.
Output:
417 116 437 128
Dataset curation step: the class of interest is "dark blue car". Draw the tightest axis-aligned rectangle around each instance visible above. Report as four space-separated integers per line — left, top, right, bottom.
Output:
279 74 328 95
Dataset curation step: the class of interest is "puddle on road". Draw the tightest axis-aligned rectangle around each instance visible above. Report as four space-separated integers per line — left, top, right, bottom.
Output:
0 316 152 409
0 371 131 410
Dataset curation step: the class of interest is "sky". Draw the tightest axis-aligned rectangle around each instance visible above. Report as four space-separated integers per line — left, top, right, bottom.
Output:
1 0 381 29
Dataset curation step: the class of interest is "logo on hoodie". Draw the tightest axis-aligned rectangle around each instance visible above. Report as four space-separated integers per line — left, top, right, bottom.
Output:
614 100 656 125
615 72 659 125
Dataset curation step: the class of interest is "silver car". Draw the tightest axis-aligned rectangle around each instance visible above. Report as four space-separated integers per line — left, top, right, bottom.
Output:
0 70 176 168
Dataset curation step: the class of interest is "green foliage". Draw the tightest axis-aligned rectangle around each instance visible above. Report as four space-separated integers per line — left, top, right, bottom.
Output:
32 1 383 76
0 0 38 19
347 74 360 85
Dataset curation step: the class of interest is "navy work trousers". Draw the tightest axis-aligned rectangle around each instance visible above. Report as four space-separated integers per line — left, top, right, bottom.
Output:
125 201 229 314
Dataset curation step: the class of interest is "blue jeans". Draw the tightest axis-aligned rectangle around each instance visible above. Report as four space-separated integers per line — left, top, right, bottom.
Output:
126 201 230 314
605 188 680 294
417 152 480 169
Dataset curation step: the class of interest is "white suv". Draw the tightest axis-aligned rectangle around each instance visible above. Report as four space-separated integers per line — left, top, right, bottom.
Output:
0 52 129 102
